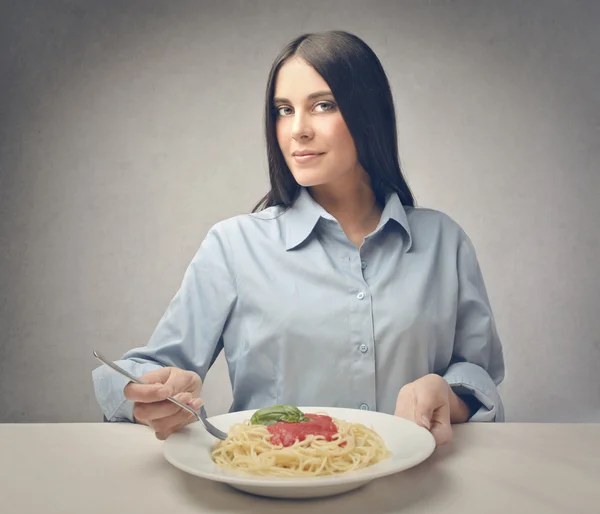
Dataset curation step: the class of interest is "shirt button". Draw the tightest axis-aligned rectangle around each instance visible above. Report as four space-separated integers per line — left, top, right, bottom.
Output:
359 344 368 353
359 403 369 411
361 261 367 270
356 292 365 300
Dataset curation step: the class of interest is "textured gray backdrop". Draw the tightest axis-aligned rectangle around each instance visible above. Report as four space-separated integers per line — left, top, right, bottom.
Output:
1 0 599 423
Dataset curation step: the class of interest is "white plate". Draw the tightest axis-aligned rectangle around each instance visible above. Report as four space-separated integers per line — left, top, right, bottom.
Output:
163 406 436 499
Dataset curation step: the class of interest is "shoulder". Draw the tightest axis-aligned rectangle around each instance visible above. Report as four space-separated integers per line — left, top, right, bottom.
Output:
209 205 286 234
200 205 287 251
407 206 467 236
404 206 473 250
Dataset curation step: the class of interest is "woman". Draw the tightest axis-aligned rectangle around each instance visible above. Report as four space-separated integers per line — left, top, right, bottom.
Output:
93 31 505 446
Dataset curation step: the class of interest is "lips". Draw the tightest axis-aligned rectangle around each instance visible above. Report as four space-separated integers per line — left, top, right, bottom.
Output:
292 152 325 164
292 151 324 157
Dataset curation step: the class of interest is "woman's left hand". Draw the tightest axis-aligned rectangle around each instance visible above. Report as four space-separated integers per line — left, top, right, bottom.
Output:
394 373 462 446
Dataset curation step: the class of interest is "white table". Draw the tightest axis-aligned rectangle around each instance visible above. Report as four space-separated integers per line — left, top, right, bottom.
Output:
1 423 599 513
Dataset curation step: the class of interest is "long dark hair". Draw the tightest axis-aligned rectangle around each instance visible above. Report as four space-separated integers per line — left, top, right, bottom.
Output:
253 30 415 212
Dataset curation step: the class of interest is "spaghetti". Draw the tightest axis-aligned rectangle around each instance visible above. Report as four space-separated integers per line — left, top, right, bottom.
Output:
211 406 391 477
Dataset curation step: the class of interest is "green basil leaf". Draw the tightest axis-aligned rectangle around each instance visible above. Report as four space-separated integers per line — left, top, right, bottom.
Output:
250 404 310 426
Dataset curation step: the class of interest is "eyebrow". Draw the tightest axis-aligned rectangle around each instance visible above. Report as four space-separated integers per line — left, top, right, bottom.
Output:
273 90 334 104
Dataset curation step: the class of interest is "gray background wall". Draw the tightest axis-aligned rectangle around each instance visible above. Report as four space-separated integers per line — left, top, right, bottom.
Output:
1 0 598 423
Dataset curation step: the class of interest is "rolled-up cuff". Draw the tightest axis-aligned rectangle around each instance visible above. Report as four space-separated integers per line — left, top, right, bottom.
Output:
443 361 504 422
92 359 162 422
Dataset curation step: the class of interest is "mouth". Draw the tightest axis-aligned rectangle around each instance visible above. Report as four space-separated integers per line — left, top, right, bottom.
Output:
292 151 325 164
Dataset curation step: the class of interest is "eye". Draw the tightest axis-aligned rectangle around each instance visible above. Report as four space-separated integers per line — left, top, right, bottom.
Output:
314 101 337 113
275 105 293 117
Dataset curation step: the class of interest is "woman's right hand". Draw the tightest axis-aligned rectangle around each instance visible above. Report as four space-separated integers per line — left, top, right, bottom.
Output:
123 367 203 440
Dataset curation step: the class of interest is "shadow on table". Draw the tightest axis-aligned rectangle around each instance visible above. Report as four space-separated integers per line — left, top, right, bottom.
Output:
173 445 456 512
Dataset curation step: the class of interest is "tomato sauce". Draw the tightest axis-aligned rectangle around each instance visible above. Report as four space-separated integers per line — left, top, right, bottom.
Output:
267 413 338 447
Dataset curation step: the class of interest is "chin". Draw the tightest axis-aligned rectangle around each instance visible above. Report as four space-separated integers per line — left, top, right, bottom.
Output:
289 169 331 188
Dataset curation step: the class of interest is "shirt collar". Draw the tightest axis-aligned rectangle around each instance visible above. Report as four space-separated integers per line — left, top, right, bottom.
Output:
284 187 413 251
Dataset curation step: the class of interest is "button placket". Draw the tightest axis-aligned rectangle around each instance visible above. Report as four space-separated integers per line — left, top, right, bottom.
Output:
346 248 377 413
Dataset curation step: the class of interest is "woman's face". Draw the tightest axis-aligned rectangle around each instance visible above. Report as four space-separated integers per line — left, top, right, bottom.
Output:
273 57 364 190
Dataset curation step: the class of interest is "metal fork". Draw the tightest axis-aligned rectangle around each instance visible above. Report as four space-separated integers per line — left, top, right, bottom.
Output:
93 350 227 440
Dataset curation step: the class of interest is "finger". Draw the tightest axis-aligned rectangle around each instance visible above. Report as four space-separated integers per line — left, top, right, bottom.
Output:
133 392 196 423
162 369 200 398
154 413 196 441
396 388 433 430
415 411 433 431
124 383 169 403
430 422 453 446
124 368 173 403
429 403 453 445
152 398 201 440
412 393 438 431
394 384 417 420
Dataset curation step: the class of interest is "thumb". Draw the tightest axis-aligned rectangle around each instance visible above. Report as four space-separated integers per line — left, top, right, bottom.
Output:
123 367 171 402
431 401 453 445
416 398 453 446
140 367 172 385
162 368 199 397
414 401 434 431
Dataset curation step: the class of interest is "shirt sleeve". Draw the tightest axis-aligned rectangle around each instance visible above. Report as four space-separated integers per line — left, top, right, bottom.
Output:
443 235 506 422
92 225 237 422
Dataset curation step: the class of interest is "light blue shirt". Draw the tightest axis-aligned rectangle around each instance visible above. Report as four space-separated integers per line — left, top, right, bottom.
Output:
93 187 505 422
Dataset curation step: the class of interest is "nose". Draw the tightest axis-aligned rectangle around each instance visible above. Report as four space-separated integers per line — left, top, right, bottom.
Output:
291 111 314 141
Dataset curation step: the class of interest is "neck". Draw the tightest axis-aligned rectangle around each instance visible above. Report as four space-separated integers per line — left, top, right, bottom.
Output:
308 178 383 247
